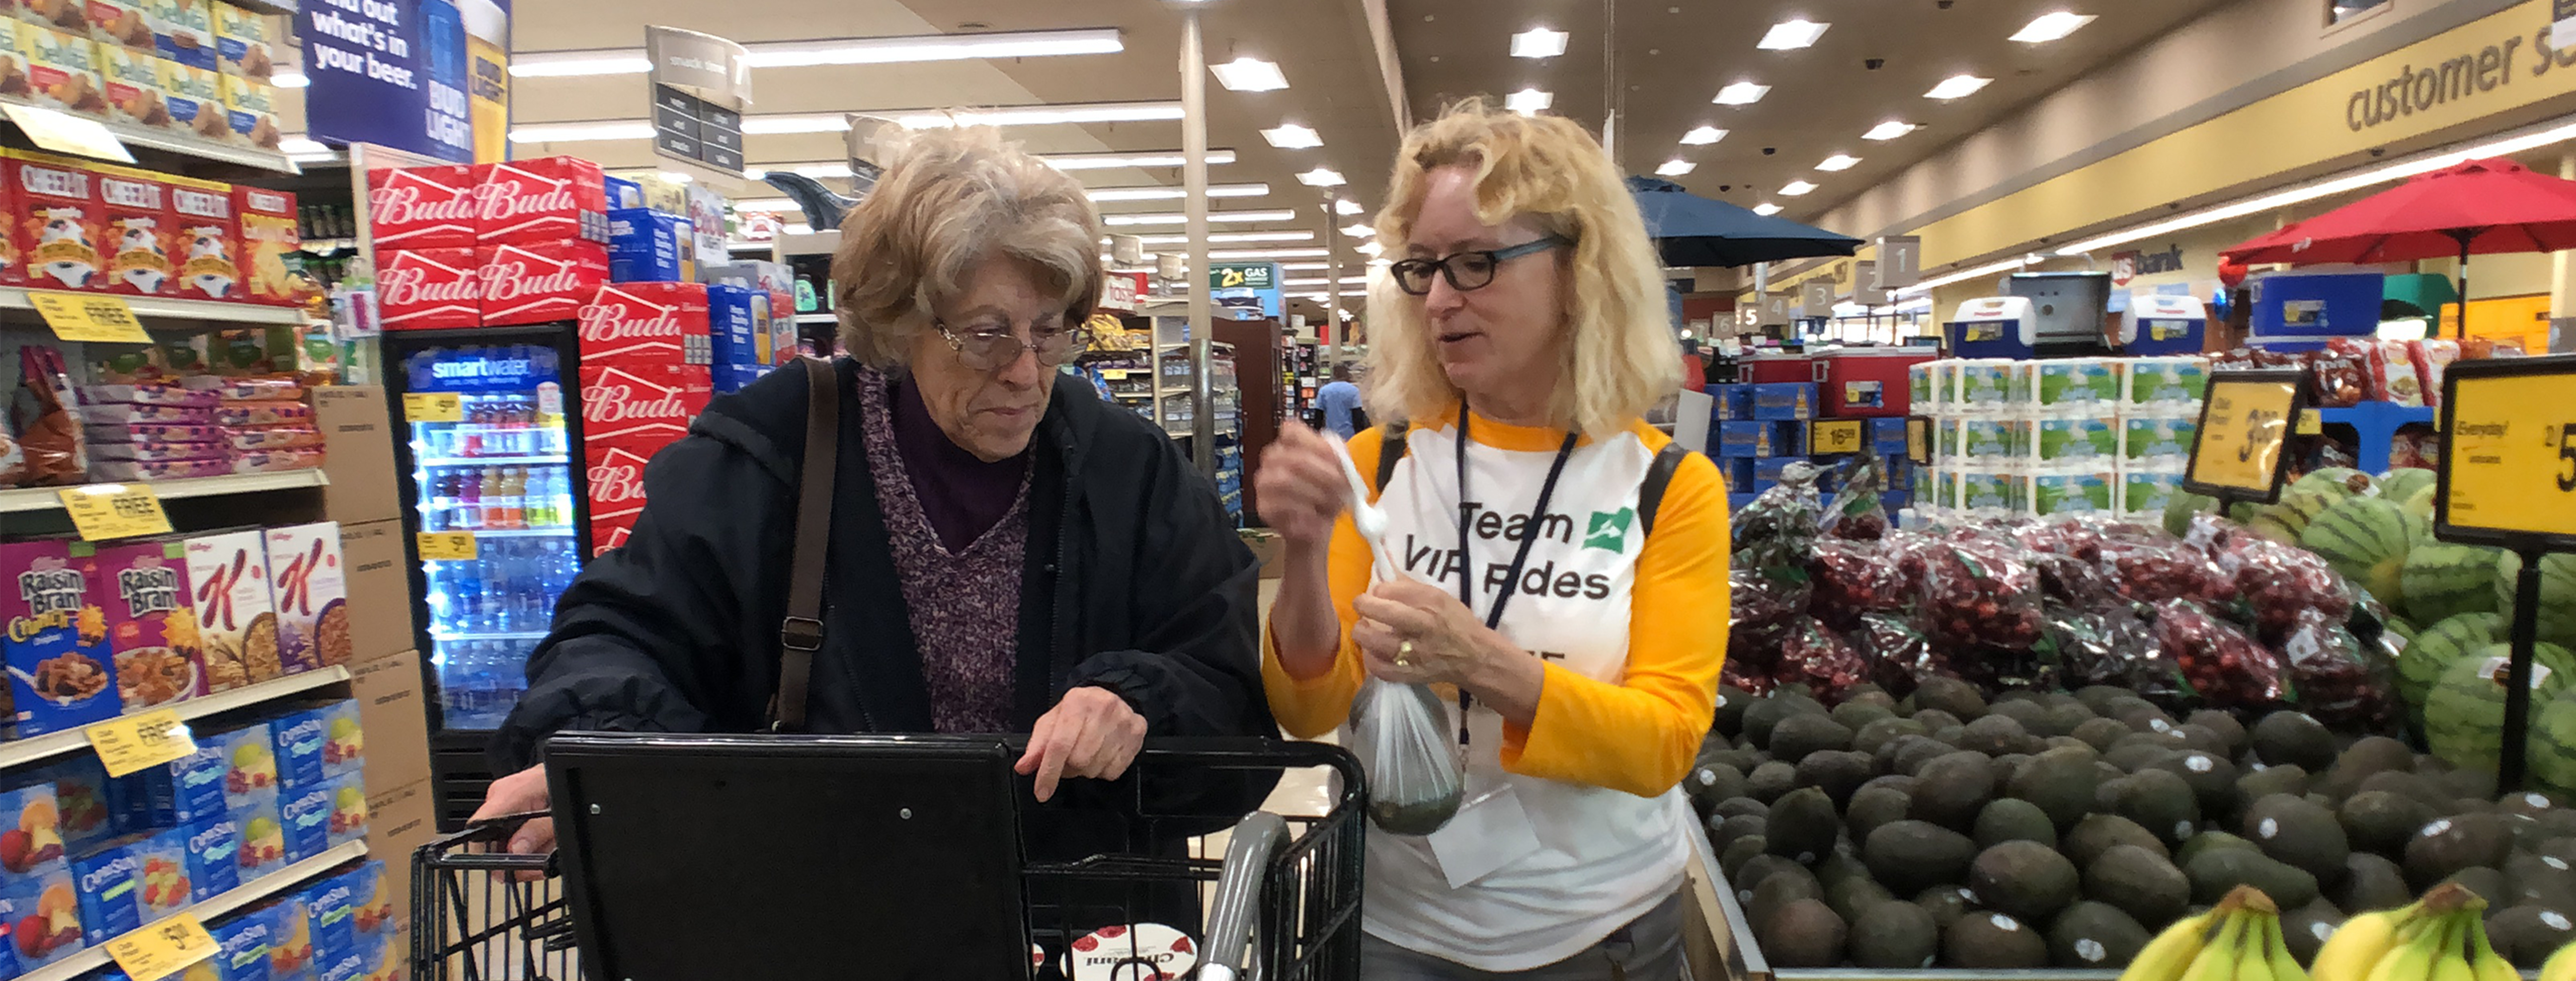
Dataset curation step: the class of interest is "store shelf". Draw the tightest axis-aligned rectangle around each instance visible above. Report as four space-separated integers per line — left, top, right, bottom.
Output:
0 666 353 773
0 95 301 175
0 469 327 514
726 239 774 253
18 840 366 981
298 238 359 254
0 287 307 328
431 630 551 641
446 527 577 538
417 455 569 467
794 313 837 324
223 0 299 15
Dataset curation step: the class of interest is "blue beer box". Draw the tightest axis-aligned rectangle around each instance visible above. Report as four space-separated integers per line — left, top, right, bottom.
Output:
1715 421 1768 458
1883 491 1912 514
1774 421 1809 457
606 208 690 283
1728 491 1758 511
1704 383 1751 421
1869 417 1910 454
708 284 763 368
1751 382 1817 421
603 174 644 210
1717 457 1752 489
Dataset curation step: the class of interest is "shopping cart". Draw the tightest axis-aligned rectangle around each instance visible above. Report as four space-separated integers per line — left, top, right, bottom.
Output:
411 739 1364 981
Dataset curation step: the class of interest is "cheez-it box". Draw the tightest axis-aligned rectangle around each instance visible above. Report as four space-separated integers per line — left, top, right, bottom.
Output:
234 184 300 306
365 166 475 250
578 281 710 366
167 175 239 301
7 150 105 291
378 248 480 331
96 165 175 297
479 240 607 326
473 156 608 245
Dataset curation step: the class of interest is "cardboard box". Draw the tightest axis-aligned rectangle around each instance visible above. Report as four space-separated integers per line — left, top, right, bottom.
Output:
234 183 298 304
1 539 119 735
18 23 103 116
155 54 220 139
139 0 211 69
83 0 151 50
6 148 106 291
74 537 206 710
335 521 415 664
378 246 481 330
95 163 176 296
263 522 348 673
182 527 278 691
348 650 428 797
217 69 276 148
606 207 687 282
96 39 166 127
210 0 267 78
310 386 400 526
363 777 434 943
21 0 88 34
168 174 240 301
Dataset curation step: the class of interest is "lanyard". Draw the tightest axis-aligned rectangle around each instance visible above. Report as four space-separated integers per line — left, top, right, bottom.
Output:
1452 400 1579 746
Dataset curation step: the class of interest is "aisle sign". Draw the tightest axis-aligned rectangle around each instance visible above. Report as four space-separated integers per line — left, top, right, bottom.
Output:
85 709 195 778
30 291 148 344
2184 370 2303 503
55 484 172 540
1906 417 1933 465
417 532 478 561
646 27 750 177
103 912 218 981
2434 355 2576 549
1810 419 1865 455
403 392 464 423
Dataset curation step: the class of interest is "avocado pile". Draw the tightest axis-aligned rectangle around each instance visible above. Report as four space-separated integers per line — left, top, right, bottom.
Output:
1692 681 2576 970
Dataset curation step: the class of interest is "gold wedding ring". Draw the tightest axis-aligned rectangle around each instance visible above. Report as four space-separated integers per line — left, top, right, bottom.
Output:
1396 640 1414 667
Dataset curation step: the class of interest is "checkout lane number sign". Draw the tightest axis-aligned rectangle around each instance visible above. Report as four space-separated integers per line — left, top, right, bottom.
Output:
2435 354 2576 550
2184 370 2303 504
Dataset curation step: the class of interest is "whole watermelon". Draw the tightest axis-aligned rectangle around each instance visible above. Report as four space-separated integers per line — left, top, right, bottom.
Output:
2269 468 2376 537
2377 468 2436 504
2166 491 2219 539
2403 543 2514 624
2397 484 2438 537
2493 553 2576 650
2424 641 2576 775
2398 612 2508 709
2301 496 2421 606
2534 688 2576 798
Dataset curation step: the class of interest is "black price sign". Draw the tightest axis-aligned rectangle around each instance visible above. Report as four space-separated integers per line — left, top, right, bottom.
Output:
2183 370 2304 504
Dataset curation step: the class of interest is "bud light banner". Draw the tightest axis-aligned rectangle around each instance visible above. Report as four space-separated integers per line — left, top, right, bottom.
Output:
301 0 507 162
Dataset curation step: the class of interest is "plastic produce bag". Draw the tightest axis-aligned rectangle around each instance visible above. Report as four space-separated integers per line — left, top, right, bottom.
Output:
2152 599 2287 707
1734 462 1824 574
10 346 86 486
1807 537 1911 627
2048 602 2186 701
1775 617 1871 705
1728 566 1811 679
2100 536 2231 606
2311 342 2370 408
1915 535 2045 651
2218 534 2356 642
1821 450 1891 541
1852 611 1935 695
1348 679 1465 836
2279 606 2400 732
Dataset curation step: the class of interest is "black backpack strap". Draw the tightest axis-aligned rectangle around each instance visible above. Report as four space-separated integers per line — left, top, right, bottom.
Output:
1371 422 1408 496
1638 442 1691 538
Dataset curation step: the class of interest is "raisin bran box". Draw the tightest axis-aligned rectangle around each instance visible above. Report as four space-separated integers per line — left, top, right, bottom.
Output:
1 539 119 734
79 537 205 710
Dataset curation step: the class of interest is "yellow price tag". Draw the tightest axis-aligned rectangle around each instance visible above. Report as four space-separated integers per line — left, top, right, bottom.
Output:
1099 369 1130 380
1907 418 1933 465
54 484 173 541
28 291 149 344
404 392 463 423
104 911 218 981
417 532 478 561
2439 361 2576 543
85 709 196 778
2186 374 2301 500
2297 409 2323 436
1810 419 1865 455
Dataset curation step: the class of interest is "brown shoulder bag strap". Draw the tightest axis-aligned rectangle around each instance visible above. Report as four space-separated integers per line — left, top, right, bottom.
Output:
771 357 838 732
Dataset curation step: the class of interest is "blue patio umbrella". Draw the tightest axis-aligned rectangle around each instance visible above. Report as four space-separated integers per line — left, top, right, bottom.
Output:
1627 176 1863 268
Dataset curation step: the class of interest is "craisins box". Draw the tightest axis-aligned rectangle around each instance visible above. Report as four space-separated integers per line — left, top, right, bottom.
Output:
168 175 241 301
95 164 175 297
234 184 299 305
478 239 607 326
366 165 475 250
7 149 106 291
474 156 608 246
377 248 481 331
577 281 710 366
580 363 711 557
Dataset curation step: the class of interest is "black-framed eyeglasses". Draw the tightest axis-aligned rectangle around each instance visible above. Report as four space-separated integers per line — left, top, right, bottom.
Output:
934 317 1093 371
1387 235 1570 296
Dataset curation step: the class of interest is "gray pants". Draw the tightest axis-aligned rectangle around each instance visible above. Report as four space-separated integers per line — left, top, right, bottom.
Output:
1357 889 1686 980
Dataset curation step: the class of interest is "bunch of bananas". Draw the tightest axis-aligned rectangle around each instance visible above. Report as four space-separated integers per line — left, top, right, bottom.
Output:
2541 939 2574 981
2121 887 2307 981
2309 884 2512 981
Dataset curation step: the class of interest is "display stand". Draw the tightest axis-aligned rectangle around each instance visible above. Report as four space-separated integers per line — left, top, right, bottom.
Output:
2314 399 2438 474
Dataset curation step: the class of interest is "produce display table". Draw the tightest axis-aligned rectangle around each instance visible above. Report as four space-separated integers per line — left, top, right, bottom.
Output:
2313 400 2436 474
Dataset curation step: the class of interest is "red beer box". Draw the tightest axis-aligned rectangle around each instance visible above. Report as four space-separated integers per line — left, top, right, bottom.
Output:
168 175 240 301
7 149 105 291
366 165 475 249
584 442 648 556
234 184 300 306
478 240 608 326
577 281 711 367
96 165 174 297
378 248 482 331
580 362 710 558
474 156 608 246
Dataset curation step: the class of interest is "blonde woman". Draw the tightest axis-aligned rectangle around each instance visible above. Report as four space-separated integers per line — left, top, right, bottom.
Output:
1256 101 1731 977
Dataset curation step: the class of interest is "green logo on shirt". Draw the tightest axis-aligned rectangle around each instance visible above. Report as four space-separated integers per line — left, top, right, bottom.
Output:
1584 508 1634 552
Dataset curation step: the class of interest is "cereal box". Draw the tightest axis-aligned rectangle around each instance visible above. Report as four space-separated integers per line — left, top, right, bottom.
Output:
97 164 179 296
84 0 150 49
183 528 280 690
97 38 165 127
21 0 85 35
230 792 282 880
1 540 119 734
6 149 106 291
262 523 345 673
180 813 238 901
0 867 80 970
0 783 68 883
140 0 209 68
169 173 237 300
81 538 204 710
236 183 299 304
209 721 276 807
69 837 138 943
156 54 221 139
19 24 103 115
218 69 276 148
209 0 261 77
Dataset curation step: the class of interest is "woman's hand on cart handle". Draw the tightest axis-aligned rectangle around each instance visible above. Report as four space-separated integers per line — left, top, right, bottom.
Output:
1015 686 1148 803
470 764 556 880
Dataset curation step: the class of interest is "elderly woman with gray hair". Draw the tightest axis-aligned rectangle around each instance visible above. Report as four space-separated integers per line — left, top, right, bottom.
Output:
471 126 1277 864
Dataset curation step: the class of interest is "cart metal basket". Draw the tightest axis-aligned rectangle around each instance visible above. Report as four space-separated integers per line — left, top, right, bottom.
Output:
411 739 1363 981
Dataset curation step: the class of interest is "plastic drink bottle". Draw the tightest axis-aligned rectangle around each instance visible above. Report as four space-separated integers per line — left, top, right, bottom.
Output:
453 468 481 530
501 468 526 529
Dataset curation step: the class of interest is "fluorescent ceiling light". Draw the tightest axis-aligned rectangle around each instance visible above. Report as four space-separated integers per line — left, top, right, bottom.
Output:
1895 257 2029 297
1752 203 1784 216
1335 200 1365 216
1925 75 1992 100
1656 159 1696 177
1282 262 1332 271
742 114 854 135
1680 126 1727 145
511 101 1180 143
1817 154 1861 172
273 72 308 88
1284 276 1372 286
1713 83 1770 106
509 28 1123 78
1086 183 1270 202
1757 19 1829 50
1262 124 1322 149
1354 240 1383 256
1128 231 1314 244
1211 248 1329 259
1505 89 1553 115
1341 223 1373 237
1863 121 1918 141
2011 12 2097 43
1210 57 1287 92
1102 209 1299 226
1780 180 1817 196
1297 168 1347 187
1042 149 1236 170
1511 27 1568 58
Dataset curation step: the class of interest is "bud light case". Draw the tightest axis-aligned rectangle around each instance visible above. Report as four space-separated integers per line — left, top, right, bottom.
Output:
707 283 758 368
1 540 122 735
603 174 642 210
606 208 686 283
182 813 242 901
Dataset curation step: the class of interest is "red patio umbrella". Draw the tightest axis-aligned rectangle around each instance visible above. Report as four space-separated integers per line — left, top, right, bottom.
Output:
2219 157 2576 335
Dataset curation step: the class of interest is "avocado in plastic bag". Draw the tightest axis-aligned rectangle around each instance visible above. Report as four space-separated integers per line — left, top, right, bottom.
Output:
1349 679 1465 836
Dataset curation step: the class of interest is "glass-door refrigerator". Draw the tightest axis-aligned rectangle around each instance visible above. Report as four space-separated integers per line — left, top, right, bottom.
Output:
382 324 590 827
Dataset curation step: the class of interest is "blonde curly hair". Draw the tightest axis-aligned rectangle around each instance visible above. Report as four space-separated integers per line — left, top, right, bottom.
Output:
1365 99 1681 438
831 124 1105 367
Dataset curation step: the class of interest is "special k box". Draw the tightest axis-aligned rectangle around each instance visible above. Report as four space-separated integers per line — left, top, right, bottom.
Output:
262 523 347 674
478 239 606 326
183 527 278 692
366 165 474 249
96 164 175 296
578 281 710 366
77 538 204 711
234 183 298 305
377 247 479 331
167 174 239 301
473 156 607 245
6 149 104 291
